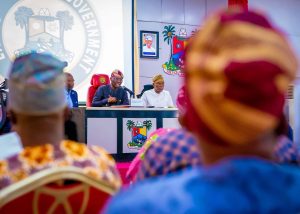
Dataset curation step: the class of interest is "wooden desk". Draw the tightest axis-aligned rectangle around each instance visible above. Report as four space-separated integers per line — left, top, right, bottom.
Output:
85 107 179 161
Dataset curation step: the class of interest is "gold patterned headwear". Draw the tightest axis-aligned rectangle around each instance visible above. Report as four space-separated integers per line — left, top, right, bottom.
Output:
183 9 298 145
152 74 164 83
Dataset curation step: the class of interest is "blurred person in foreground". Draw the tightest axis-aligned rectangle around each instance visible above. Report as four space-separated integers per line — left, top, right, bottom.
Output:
135 127 202 181
128 86 300 183
0 53 121 190
125 128 175 182
105 9 300 213
141 74 174 107
92 69 129 107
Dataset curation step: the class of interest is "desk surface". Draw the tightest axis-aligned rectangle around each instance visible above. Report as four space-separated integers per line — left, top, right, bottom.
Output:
86 107 178 111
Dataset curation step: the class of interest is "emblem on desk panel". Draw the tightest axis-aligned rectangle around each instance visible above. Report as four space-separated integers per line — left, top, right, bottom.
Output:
126 120 152 149
0 0 101 86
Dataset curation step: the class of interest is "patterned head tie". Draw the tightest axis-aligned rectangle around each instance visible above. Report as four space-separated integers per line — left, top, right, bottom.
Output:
183 9 298 145
8 52 67 115
111 69 124 78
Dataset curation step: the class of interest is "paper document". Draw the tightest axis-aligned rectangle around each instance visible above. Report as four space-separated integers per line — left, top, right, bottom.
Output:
0 132 22 159
130 98 144 107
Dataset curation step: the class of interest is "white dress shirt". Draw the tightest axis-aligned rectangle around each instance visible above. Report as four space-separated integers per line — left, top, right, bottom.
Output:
141 89 174 107
65 90 73 108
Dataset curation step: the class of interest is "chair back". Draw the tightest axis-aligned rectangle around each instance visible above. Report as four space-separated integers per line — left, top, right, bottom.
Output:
87 74 110 107
0 167 118 214
136 84 154 98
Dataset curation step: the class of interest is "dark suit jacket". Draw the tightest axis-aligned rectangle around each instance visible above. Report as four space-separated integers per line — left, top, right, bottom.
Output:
69 89 78 107
92 84 129 107
64 119 78 141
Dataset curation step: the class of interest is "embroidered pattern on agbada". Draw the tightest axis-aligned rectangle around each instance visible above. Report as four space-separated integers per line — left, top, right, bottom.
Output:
0 140 121 190
184 9 298 145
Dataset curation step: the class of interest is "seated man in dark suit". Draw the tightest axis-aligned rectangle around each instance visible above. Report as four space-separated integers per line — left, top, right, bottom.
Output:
65 72 78 108
64 72 78 141
92 70 129 107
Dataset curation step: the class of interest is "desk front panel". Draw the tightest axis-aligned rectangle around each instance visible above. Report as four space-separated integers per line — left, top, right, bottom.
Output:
86 108 179 161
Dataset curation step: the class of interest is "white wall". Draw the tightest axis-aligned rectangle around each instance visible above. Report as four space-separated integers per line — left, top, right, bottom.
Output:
249 0 300 61
137 0 300 143
249 0 300 144
136 0 227 103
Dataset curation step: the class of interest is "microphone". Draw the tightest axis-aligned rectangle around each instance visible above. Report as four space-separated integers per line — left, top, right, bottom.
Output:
123 86 135 97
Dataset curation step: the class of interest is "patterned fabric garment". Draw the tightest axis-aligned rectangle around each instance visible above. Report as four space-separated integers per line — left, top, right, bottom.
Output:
132 129 300 182
126 128 173 182
0 140 121 190
137 128 202 181
274 135 300 164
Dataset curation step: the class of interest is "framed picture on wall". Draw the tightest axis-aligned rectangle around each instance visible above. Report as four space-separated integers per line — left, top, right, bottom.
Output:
140 31 159 59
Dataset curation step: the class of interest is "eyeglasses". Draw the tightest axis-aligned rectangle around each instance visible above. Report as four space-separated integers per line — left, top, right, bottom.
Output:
113 77 123 81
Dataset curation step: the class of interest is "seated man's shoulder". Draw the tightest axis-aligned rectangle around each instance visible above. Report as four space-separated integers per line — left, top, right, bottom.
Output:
98 84 109 90
118 86 127 93
87 144 116 163
163 90 171 95
0 142 121 190
52 141 121 188
106 168 202 213
71 89 78 95
144 89 154 96
60 140 115 163
0 144 58 189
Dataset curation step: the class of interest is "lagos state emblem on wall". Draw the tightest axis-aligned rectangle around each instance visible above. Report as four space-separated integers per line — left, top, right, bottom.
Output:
162 25 199 76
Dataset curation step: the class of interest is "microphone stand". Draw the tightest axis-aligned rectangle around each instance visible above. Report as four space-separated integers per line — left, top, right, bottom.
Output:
123 86 135 103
